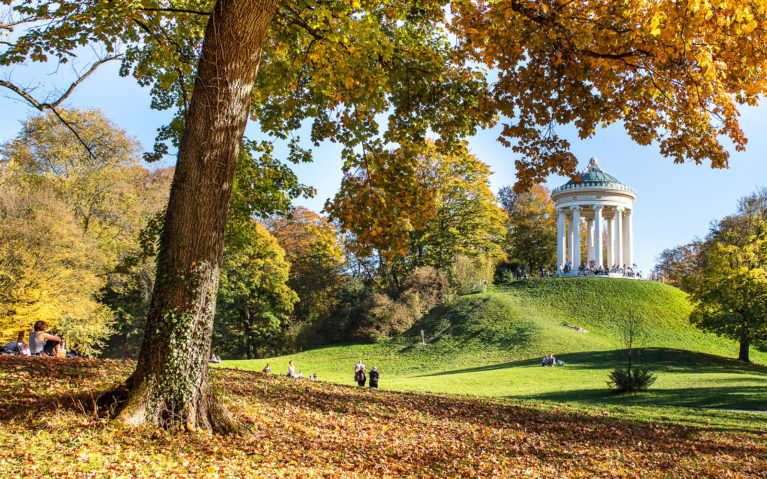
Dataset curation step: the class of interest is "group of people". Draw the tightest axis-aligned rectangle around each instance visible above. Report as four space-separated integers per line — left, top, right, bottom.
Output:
541 354 564 367
556 263 639 278
1 321 68 357
259 359 380 387
354 360 379 388
264 360 318 381
209 354 222 363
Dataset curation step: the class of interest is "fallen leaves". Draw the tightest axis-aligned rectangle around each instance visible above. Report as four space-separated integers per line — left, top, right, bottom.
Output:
0 356 765 477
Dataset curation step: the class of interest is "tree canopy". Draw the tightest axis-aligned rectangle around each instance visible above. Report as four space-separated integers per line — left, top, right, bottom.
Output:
4 1 767 188
499 184 557 273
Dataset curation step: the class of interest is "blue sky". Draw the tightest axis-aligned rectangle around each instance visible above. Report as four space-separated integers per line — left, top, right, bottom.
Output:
1 62 765 275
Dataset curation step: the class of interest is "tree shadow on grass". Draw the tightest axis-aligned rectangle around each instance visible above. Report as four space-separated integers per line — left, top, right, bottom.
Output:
415 348 767 377
515 385 767 411
397 295 538 354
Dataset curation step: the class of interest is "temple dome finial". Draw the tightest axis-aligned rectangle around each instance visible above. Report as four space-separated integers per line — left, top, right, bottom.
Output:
589 157 598 166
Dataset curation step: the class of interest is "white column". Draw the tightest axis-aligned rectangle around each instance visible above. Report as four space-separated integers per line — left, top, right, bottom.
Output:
567 214 574 267
572 207 581 269
607 214 614 268
625 209 634 267
594 206 604 268
586 218 594 266
556 209 566 271
615 208 624 268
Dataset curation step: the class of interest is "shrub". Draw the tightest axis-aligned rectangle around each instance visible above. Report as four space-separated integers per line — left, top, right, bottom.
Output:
401 266 448 314
355 293 419 342
450 255 495 296
607 368 657 393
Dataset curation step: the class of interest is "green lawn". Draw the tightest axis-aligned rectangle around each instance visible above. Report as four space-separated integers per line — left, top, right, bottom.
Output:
221 278 767 430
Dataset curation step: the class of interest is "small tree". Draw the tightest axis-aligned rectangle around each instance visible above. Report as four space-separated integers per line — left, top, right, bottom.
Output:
608 311 656 393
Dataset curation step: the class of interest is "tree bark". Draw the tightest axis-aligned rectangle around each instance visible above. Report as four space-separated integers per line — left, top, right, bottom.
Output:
109 0 278 430
738 339 750 362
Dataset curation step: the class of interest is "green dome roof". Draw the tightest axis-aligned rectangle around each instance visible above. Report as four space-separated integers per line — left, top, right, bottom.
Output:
565 157 624 187
551 158 635 196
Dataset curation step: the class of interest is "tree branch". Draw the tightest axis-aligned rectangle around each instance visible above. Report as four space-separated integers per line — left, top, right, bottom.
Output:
138 7 211 16
0 54 122 159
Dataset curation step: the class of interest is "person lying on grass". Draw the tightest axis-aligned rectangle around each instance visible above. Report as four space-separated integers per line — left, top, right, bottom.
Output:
2 332 30 356
28 321 61 357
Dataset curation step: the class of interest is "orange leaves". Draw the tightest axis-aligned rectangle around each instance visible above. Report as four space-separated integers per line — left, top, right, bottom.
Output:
452 0 767 191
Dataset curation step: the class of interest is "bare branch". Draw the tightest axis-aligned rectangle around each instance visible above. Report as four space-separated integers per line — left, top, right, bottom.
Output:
0 54 122 111
0 54 122 159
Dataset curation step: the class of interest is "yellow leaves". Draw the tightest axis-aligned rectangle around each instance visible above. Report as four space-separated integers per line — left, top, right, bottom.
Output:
649 16 662 36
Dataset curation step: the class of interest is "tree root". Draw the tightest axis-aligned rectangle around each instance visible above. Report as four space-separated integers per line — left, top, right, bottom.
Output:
96 376 241 434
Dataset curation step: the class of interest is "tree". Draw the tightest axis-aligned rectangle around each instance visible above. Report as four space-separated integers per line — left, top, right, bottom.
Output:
687 213 767 362
653 242 703 291
214 221 296 359
0 183 113 355
453 0 767 190
5 0 767 430
413 145 506 270
266 208 344 340
607 311 656 393
499 184 556 274
329 143 505 278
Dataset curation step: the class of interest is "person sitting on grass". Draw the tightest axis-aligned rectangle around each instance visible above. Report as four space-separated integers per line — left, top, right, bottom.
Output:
287 360 296 378
28 321 61 357
262 363 271 374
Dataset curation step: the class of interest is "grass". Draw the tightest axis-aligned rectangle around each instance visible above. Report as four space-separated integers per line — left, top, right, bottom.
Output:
223 278 767 430
1 356 766 477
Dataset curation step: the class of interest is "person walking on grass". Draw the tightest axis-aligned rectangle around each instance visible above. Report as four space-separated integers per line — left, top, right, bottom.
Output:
355 364 366 387
369 366 379 388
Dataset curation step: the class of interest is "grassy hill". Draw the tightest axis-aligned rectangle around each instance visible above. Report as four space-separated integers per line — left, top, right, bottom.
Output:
224 278 767 417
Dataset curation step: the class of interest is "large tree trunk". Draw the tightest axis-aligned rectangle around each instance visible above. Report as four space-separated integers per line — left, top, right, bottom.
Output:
738 339 750 362
110 0 278 430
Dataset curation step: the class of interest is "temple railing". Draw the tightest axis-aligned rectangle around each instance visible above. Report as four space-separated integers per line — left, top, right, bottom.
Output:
552 182 636 195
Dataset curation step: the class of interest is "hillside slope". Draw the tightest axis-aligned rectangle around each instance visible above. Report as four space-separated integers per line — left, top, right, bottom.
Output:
225 278 767 409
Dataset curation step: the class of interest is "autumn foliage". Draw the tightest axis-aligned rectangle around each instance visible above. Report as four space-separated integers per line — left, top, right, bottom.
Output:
1 356 765 477
453 0 767 189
